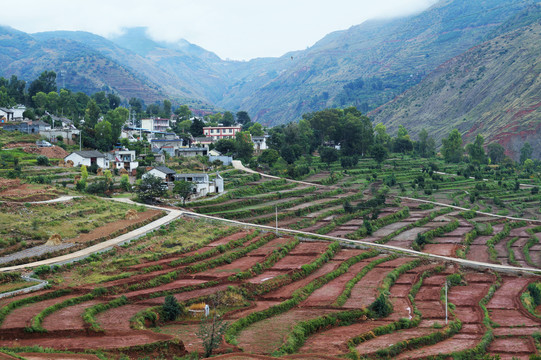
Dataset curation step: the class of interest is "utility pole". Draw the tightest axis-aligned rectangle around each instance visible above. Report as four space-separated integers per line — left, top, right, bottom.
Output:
275 206 278 235
79 130 82 151
445 281 448 324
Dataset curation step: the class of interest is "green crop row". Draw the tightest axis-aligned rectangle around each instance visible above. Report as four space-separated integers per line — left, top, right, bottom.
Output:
346 207 410 239
413 219 459 251
0 289 73 326
224 249 380 346
82 295 128 332
168 230 260 267
229 237 300 281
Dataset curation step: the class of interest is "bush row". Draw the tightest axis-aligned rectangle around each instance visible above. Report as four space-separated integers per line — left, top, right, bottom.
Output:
130 306 161 330
316 209 371 235
487 221 526 262
0 289 73 326
413 219 459 251
168 230 260 267
456 223 492 258
250 191 365 226
83 295 128 332
126 233 276 292
220 188 345 219
27 291 99 332
376 207 454 245
225 249 380 346
346 207 410 239
333 255 394 307
230 237 300 281
347 265 445 350
190 178 290 207
275 259 423 355
195 185 315 214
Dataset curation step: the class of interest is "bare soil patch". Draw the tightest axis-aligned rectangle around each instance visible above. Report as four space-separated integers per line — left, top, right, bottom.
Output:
18 353 102 360
237 308 341 354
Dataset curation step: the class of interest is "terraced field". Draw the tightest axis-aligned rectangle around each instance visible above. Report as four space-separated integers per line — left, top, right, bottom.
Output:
1 159 541 359
0 216 539 359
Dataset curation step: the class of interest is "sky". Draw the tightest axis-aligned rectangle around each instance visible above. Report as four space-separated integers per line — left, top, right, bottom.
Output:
3 0 438 60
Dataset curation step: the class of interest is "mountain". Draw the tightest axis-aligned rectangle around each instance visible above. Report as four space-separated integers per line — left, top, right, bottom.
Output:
224 0 533 125
0 26 166 103
370 5 541 160
0 0 535 129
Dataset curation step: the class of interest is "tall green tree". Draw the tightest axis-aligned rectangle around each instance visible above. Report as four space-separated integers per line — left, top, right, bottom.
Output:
28 71 57 99
487 143 505 164
173 180 194 206
466 134 486 164
222 111 235 126
234 131 254 162
520 142 533 164
85 99 101 128
441 129 464 163
236 111 251 125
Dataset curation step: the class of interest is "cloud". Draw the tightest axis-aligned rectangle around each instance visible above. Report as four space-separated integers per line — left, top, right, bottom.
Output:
2 0 438 60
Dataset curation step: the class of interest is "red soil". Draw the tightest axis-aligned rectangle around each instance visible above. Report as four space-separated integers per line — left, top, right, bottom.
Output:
0 331 173 350
263 261 341 300
123 279 209 299
247 237 294 256
298 320 390 355
236 308 342 354
18 353 102 360
42 300 102 331
300 260 374 307
287 242 329 256
1 294 77 329
355 327 434 355
226 301 282 320
271 256 319 271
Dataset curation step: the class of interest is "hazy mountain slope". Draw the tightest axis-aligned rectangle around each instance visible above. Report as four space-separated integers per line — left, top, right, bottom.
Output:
33 30 202 102
226 0 532 126
371 9 541 159
0 26 165 102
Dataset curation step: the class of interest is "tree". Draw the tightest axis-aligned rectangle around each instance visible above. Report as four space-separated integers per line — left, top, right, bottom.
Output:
236 111 251 126
136 174 167 203
196 297 228 358
161 99 172 118
441 129 464 163
120 174 131 192
221 111 234 126
85 99 101 128
28 71 57 99
91 91 110 114
371 144 388 166
163 295 184 321
416 128 435 158
107 93 121 109
214 139 236 155
374 123 391 149
466 134 486 164
104 107 129 145
234 131 254 163
173 180 194 205
520 142 533 164
319 147 338 168
487 143 505 164
32 92 48 110
175 105 192 120
258 149 280 166
190 117 205 137
94 121 113 151
248 122 264 136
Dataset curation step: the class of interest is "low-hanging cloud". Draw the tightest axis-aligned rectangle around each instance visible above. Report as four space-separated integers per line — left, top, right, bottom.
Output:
3 0 438 60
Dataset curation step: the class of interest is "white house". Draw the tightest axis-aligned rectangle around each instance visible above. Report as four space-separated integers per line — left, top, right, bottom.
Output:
141 118 170 132
110 149 138 173
252 135 269 154
64 150 109 168
175 172 224 198
143 166 176 183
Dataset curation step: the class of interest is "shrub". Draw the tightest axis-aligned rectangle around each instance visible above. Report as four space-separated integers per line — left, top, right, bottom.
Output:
163 295 184 321
36 155 49 166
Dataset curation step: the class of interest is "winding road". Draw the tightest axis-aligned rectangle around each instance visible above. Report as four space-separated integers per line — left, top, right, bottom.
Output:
1 163 540 277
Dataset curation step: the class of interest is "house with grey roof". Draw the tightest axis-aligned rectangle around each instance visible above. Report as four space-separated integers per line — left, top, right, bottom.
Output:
64 150 109 168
